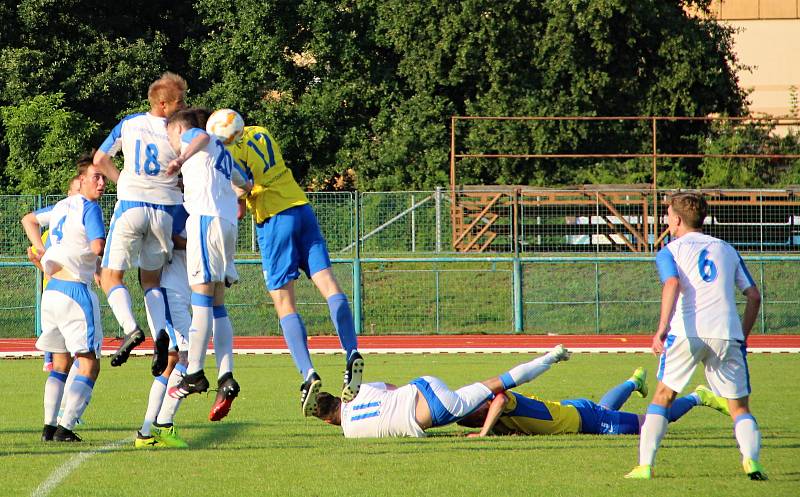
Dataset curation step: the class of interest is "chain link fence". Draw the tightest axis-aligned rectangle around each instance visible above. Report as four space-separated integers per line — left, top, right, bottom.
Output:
1 190 798 338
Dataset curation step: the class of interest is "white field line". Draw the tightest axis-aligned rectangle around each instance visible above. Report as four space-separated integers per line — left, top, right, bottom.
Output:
31 436 134 497
3 347 798 359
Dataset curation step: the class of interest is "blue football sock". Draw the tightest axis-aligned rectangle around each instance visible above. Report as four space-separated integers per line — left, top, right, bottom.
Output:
327 294 358 356
599 380 636 410
280 313 314 379
668 394 699 422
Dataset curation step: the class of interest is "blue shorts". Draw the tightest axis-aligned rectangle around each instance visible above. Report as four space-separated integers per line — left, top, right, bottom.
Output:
256 204 331 290
560 398 640 435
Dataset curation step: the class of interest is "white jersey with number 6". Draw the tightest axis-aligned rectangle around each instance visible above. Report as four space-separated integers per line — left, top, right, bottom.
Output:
99 112 182 205
656 232 755 341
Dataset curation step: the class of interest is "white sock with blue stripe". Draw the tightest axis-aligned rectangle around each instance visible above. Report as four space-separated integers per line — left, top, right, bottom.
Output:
44 370 68 426
140 375 168 436
734 413 761 462
61 375 95 430
106 285 138 333
213 306 234 378
157 363 186 425
58 360 80 415
144 287 168 340
638 404 670 466
187 293 213 375
499 353 556 389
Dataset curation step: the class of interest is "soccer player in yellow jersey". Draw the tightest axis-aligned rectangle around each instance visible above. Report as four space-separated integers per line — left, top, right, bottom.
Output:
458 368 730 437
227 124 363 416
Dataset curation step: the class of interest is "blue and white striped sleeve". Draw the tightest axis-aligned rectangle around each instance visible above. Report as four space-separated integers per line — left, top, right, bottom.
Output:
82 200 105 241
735 253 756 291
99 119 125 156
655 247 679 283
181 128 208 144
34 205 54 227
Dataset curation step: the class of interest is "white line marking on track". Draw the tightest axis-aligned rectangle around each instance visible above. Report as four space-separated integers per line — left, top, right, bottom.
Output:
31 436 134 497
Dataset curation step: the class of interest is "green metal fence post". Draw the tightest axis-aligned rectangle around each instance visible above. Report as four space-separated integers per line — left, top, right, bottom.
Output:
35 194 42 337
512 189 524 333
352 191 363 335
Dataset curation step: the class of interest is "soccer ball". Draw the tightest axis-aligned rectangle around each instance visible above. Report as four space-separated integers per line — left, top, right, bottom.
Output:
206 108 245 145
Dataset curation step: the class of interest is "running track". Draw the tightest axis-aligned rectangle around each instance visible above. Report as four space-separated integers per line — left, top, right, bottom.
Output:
1 334 799 357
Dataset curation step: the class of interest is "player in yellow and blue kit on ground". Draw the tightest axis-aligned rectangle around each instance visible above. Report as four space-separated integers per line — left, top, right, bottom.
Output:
458 367 730 437
225 120 364 417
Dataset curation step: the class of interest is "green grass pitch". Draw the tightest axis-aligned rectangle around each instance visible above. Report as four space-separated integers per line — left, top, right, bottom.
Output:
1 353 797 497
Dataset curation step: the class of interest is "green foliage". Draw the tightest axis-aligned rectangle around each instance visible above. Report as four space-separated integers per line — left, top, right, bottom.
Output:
0 93 98 195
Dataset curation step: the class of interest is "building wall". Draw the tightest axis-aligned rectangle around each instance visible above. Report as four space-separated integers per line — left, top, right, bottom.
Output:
707 1 800 117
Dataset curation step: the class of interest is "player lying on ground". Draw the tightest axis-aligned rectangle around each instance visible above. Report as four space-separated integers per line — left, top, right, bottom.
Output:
21 158 107 442
626 192 766 481
313 345 571 438
457 368 730 437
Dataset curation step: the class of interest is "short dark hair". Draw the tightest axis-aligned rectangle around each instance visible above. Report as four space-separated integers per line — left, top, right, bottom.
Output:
668 192 708 229
75 153 94 176
167 108 201 130
315 392 342 425
192 107 212 130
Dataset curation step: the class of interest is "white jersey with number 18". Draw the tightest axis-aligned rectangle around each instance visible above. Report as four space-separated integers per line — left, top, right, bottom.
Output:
99 112 182 205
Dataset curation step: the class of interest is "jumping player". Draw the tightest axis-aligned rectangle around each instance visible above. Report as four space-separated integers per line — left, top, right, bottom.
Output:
226 120 364 416
164 109 252 423
93 72 207 377
625 192 766 480
313 345 571 438
21 158 107 442
458 368 731 437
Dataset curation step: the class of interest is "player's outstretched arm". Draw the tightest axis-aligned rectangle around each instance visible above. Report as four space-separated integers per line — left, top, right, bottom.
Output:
166 131 210 176
471 392 509 438
92 150 120 183
21 212 45 254
741 286 762 339
653 277 680 355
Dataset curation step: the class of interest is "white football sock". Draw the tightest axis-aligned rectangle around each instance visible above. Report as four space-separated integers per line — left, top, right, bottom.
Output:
144 287 168 340
106 285 138 333
140 375 168 436
61 376 95 430
639 405 670 466
734 414 761 462
43 370 67 426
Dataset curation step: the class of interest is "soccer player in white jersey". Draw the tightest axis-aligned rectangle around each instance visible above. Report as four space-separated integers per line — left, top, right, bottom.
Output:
625 192 765 481
135 202 191 448
164 109 252 422
21 158 107 442
313 345 571 438
93 72 208 377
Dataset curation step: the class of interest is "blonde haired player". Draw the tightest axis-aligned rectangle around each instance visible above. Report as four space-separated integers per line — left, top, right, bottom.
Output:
164 109 252 424
625 192 765 480
21 159 107 442
93 72 208 378
212 110 364 417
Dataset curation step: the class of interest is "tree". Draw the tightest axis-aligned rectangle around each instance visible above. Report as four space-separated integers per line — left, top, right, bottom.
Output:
1 93 98 195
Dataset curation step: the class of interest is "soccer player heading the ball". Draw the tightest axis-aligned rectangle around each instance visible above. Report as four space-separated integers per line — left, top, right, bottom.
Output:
313 345 571 438
207 109 364 417
625 192 766 481
164 108 252 425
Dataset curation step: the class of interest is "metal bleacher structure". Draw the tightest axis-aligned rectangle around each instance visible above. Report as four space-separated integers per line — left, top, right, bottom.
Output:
448 116 800 253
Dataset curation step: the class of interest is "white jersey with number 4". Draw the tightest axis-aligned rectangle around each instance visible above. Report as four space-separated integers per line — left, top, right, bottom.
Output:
40 194 105 285
340 382 426 438
99 112 182 205
656 232 755 341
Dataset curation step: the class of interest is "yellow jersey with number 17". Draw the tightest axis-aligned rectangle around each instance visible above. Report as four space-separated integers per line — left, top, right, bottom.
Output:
227 126 308 224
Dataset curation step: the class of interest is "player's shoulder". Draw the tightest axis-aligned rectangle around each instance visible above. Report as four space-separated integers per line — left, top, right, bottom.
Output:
117 112 148 125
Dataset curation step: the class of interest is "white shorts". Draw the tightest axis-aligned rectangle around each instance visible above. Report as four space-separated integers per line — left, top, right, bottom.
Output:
164 287 190 352
410 376 493 427
657 335 751 399
102 200 175 271
186 215 238 286
36 279 103 358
